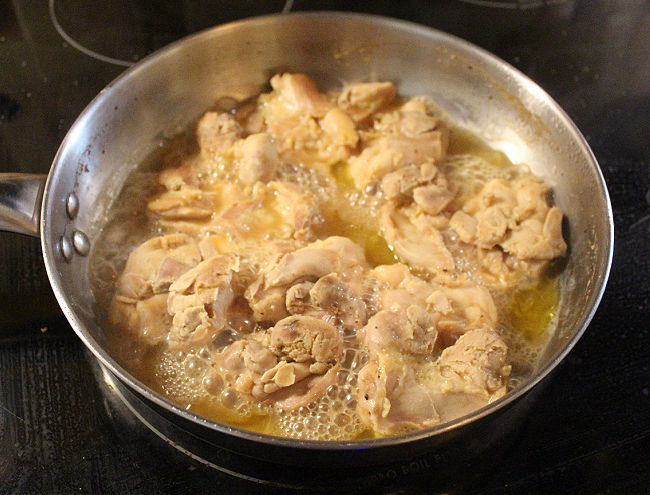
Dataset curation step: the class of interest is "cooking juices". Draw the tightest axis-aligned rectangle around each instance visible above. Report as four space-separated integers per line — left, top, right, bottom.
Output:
90 74 566 440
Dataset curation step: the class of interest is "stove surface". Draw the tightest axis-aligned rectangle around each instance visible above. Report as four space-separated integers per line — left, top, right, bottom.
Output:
1 1 649 494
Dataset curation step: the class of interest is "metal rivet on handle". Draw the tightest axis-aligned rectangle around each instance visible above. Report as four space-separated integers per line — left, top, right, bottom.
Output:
65 192 79 219
59 235 73 261
72 230 90 256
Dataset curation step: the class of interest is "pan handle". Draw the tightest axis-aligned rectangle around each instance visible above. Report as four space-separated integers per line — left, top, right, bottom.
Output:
0 173 46 237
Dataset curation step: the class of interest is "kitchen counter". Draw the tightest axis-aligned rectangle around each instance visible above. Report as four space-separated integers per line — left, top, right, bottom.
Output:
1 1 648 493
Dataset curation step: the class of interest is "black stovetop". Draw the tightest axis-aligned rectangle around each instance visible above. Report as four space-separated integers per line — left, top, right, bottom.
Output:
1 1 649 494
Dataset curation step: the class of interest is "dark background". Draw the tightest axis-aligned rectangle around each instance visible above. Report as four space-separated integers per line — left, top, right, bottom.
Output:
1 1 648 493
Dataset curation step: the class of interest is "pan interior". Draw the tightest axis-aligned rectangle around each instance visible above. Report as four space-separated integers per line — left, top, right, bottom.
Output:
41 13 612 448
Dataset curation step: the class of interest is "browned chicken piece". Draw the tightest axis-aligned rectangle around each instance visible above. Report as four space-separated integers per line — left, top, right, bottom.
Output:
380 203 455 273
360 305 437 357
109 234 203 346
350 101 449 190
233 133 280 185
245 236 368 322
284 273 368 330
337 81 397 122
357 353 440 435
196 111 243 158
219 315 343 410
167 253 239 349
269 73 332 117
436 327 511 401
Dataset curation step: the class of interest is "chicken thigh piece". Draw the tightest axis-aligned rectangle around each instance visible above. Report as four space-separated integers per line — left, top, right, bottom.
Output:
218 315 343 410
436 327 511 400
263 73 359 166
167 253 239 349
449 176 567 287
349 99 449 190
245 236 368 322
357 352 440 435
109 234 202 346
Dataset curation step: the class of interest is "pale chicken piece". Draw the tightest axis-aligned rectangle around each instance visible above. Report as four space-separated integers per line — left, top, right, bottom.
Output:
219 339 279 395
308 273 367 330
213 181 318 242
219 315 342 410
109 234 202 345
115 234 202 299
267 181 319 238
148 179 246 233
349 101 449 190
158 162 199 191
337 81 397 122
167 253 239 349
462 178 517 221
500 206 567 260
321 107 359 147
368 262 497 344
381 163 438 202
245 236 368 322
370 263 434 310
512 177 554 222
449 210 477 244
196 111 243 158
360 305 437 357
264 74 358 166
236 100 266 135
349 145 406 191
147 188 216 221
426 284 498 346
109 294 171 347
436 327 511 400
380 204 455 273
269 73 332 118
450 177 567 284
477 248 546 288
357 353 440 435
284 281 315 316
285 273 367 330
413 184 454 216
233 133 279 185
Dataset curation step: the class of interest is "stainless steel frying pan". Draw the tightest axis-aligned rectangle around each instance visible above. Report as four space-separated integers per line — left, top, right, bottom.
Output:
0 13 613 471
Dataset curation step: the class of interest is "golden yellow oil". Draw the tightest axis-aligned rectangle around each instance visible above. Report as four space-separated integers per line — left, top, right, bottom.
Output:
317 161 398 267
509 275 560 343
447 125 512 169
